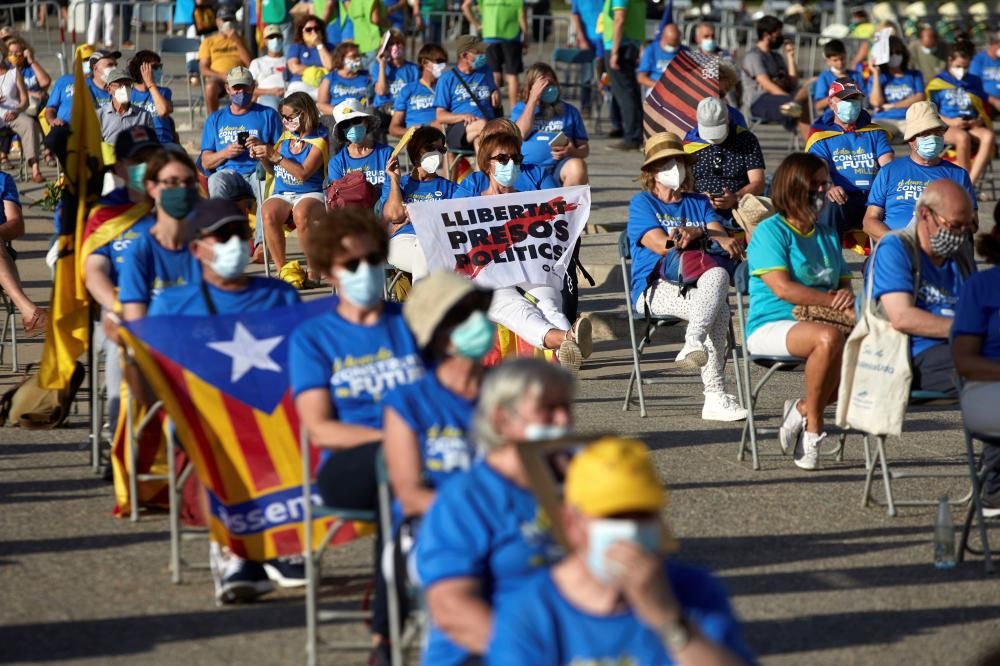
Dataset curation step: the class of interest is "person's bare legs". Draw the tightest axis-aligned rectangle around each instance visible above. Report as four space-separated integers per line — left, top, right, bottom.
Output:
292 198 325 279
785 321 845 433
559 158 588 186
542 328 569 349
0 242 41 323
504 72 519 113
944 125 972 172
204 79 223 114
261 198 291 271
969 125 995 184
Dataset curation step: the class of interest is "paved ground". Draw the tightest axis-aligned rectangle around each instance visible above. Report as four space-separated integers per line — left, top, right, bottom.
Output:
3 31 1000 666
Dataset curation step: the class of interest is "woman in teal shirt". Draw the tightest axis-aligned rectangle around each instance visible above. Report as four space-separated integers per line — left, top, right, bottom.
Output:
746 153 853 471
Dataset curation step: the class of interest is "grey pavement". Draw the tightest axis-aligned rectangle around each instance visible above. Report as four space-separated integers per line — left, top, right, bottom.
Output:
3 29 1000 666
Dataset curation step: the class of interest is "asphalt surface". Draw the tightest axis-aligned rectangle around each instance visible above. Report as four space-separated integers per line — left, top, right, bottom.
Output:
3 30 1000 666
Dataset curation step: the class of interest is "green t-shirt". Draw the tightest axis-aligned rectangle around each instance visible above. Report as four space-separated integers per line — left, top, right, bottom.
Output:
479 0 522 41
420 0 446 17
347 0 383 54
601 0 645 50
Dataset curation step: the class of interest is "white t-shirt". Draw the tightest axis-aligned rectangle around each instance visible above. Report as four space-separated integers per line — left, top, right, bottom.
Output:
249 55 287 91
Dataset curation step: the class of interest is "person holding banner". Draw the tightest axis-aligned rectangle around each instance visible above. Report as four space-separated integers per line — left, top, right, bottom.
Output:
628 132 747 422
327 99 393 198
416 358 571 666
453 118 557 196
381 126 456 280
291 208 424 659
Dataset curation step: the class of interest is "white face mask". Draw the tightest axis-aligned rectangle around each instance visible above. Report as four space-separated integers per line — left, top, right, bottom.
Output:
889 54 904 68
430 62 447 78
113 86 130 105
94 67 108 85
523 423 569 441
420 152 441 174
209 234 250 279
655 161 684 189
950 66 966 80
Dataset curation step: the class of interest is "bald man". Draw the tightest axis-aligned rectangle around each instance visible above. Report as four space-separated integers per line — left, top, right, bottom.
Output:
637 23 686 91
868 179 978 394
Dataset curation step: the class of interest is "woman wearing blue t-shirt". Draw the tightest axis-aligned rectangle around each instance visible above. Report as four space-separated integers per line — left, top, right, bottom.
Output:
867 36 925 142
953 220 1000 517
512 63 589 188
416 358 572 666
382 126 456 278
260 92 328 288
746 153 853 471
285 15 334 88
290 208 423 659
627 132 746 422
327 99 392 197
317 41 373 115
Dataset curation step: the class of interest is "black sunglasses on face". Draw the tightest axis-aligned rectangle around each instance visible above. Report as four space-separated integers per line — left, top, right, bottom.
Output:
303 26 319 33
208 221 250 242
338 251 385 272
490 153 523 165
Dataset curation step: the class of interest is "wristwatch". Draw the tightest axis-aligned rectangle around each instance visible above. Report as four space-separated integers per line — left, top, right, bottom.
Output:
659 615 693 654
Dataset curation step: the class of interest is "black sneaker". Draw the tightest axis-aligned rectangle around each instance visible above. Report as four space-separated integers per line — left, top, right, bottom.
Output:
607 141 641 151
263 556 307 588
211 544 274 605
981 489 1000 518
367 642 391 666
607 128 624 139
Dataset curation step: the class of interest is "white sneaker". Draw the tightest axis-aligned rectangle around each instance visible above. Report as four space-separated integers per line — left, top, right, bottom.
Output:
573 316 593 359
779 399 804 455
675 339 708 369
794 431 825 470
557 338 583 377
702 392 748 422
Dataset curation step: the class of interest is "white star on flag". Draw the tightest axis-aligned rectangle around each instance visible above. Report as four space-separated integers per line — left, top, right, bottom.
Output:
206 322 284 383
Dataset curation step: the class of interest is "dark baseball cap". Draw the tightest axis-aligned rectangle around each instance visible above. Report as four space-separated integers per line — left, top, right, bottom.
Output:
114 125 160 161
828 77 864 100
89 49 121 63
187 199 248 237
217 7 237 21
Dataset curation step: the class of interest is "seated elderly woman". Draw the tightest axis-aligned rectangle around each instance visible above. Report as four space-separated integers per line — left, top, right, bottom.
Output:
627 131 746 422
460 128 590 374
952 214 1000 517
746 152 854 471
416 357 573 666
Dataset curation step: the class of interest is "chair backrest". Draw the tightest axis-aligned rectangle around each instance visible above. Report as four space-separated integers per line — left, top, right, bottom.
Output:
551 47 595 96
159 37 203 54
733 261 750 296
617 229 631 261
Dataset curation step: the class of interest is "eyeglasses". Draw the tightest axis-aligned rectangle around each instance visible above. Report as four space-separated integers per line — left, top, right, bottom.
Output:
157 177 198 188
338 251 385 272
490 153 523 165
281 113 301 121
928 208 975 233
431 58 447 64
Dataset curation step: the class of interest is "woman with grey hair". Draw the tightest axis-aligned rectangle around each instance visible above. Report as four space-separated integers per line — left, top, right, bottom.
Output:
415 358 573 666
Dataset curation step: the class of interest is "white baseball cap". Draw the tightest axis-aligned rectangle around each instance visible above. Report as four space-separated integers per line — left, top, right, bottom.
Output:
696 97 730 144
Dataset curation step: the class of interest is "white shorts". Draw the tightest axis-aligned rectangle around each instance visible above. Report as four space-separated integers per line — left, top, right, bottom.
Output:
746 320 798 357
266 191 325 208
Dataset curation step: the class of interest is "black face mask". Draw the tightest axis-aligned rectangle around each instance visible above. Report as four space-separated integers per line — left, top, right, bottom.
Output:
770 33 785 50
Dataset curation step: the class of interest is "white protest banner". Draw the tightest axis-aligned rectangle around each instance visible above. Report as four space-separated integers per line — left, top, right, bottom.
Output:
407 186 591 289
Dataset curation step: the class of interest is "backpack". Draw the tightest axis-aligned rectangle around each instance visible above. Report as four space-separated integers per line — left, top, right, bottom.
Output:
193 2 218 36
325 170 379 210
0 362 86 429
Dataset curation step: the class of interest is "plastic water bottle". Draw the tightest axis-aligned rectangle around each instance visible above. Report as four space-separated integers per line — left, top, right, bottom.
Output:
933 496 957 569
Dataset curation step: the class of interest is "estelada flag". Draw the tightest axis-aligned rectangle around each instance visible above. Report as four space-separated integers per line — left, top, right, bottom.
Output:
119 296 370 560
643 50 723 141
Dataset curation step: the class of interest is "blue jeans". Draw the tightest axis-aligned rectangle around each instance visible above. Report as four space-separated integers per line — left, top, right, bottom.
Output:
207 169 264 243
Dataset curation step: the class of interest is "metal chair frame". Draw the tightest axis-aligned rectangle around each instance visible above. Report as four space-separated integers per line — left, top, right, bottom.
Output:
958 425 997 574
0 286 17 372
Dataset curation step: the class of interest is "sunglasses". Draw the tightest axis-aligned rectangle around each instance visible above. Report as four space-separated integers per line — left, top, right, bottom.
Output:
207 220 250 241
490 153 523 165
338 251 385 272
303 26 319 33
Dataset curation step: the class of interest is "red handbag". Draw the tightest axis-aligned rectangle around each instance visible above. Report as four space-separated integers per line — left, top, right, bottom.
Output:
324 171 379 210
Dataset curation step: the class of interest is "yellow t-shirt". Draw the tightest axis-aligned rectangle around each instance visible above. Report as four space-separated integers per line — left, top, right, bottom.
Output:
198 34 244 73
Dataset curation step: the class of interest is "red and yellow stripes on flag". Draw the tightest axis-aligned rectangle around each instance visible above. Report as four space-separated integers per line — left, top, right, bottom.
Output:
110 390 171 516
79 201 153 281
39 44 106 389
483 324 557 368
119 328 371 561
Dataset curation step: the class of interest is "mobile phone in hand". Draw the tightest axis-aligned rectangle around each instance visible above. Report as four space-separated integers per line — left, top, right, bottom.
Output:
549 132 569 148
237 131 249 147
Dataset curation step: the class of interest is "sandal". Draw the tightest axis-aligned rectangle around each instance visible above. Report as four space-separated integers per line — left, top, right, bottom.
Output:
0 159 14 170
22 308 47 337
31 173 46 184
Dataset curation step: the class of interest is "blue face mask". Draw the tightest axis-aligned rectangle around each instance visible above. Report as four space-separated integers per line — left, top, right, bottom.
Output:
335 260 384 308
267 37 283 53
345 122 367 144
159 185 199 220
540 85 559 104
126 163 146 193
230 91 252 109
472 53 487 69
450 310 495 359
152 68 163 86
700 38 717 52
493 160 519 187
916 134 945 159
586 519 661 584
835 98 861 124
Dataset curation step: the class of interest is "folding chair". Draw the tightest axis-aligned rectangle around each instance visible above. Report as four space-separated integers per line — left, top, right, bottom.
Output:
89 314 103 472
617 230 707 418
957 420 997 574
159 37 204 129
551 47 600 130
861 389 971 516
445 147 475 182
302 428 378 666
0 284 17 372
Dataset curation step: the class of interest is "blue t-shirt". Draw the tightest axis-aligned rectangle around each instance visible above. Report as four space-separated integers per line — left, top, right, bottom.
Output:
626 191 724 306
117 231 201 306
870 234 967 357
433 66 497 119
488 562 756 666
929 74 988 119
971 51 1000 98
866 70 924 120
92 209 155 286
87 77 111 106
814 68 863 103
273 132 327 194
637 42 685 83
511 100 589 171
807 126 892 193
327 143 393 197
285 42 331 82
46 73 76 124
394 79 437 127
866 156 977 231
323 70 372 106
453 164 557 198
148 276 300 316
200 103 282 176
570 0 603 53
0 170 19 224
382 372 476 526
130 87 178 144
288 303 423 461
371 60 420 108
416 461 563 666
953 265 1000 360
20 65 39 92
381 174 457 236
746 213 850 337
